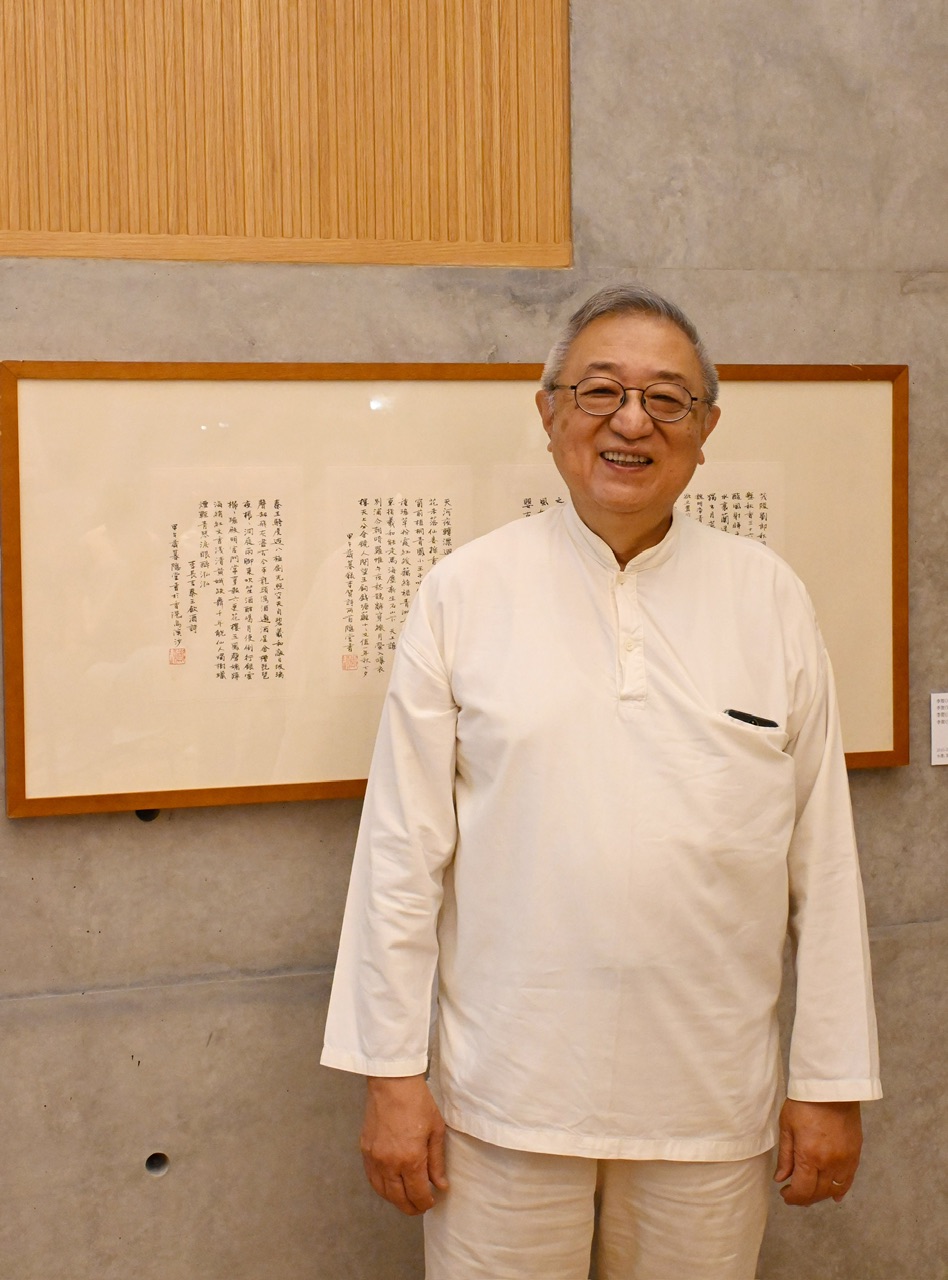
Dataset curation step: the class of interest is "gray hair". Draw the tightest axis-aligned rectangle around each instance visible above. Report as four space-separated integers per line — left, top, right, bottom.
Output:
540 284 719 406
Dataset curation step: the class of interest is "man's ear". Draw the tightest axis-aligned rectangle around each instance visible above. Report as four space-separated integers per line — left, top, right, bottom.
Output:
697 404 720 466
536 388 555 445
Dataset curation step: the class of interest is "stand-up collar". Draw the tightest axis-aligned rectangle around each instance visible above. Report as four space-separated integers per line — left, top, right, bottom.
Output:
561 498 682 574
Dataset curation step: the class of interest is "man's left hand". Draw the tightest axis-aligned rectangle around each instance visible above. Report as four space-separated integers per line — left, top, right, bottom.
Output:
774 1098 863 1206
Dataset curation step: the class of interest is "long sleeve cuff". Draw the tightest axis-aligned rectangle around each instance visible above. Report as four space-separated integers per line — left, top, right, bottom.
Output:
320 1044 430 1076
786 1076 883 1102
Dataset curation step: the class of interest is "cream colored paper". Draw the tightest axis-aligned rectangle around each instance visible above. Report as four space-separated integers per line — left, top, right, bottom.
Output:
12 374 894 802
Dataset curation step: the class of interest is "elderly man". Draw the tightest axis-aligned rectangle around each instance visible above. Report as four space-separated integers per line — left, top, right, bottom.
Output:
321 285 881 1280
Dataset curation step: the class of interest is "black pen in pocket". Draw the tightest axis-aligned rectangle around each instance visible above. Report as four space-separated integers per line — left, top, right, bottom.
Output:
725 709 780 729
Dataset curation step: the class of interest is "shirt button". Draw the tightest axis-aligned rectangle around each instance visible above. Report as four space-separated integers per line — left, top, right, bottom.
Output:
624 639 635 651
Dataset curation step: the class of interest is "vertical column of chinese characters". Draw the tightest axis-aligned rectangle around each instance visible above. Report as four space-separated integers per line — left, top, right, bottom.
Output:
743 492 756 541
399 497 412 626
758 493 769 543
694 491 705 525
343 531 357 670
427 498 440 568
729 492 742 537
199 500 211 589
258 499 270 681
680 492 693 519
414 498 426 589
188 554 199 634
385 498 398 659
522 496 533 518
214 500 226 679
228 500 241 679
243 500 255 680
272 498 285 679
373 498 385 675
170 524 184 663
359 499 370 675
719 492 730 536
442 497 453 557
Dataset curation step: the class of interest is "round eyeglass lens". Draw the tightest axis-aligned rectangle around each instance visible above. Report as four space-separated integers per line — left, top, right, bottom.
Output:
574 377 625 414
641 382 693 421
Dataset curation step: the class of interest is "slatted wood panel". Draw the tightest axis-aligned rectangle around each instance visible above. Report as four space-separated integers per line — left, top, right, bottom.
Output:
0 0 570 265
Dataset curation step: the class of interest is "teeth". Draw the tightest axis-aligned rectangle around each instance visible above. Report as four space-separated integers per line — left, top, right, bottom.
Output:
602 451 650 465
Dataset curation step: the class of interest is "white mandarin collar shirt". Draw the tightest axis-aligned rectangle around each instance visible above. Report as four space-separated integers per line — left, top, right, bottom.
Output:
322 503 880 1161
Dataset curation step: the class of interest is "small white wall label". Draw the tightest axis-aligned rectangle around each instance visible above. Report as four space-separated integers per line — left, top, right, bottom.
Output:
932 693 948 766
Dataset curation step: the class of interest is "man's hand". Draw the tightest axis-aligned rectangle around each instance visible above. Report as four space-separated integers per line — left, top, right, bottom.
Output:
360 1074 449 1215
774 1098 863 1207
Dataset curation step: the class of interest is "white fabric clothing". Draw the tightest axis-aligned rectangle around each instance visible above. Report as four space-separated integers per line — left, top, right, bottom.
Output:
424 1129 772 1280
321 502 881 1160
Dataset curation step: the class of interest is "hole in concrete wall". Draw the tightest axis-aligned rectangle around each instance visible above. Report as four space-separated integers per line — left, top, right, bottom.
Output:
145 1152 170 1176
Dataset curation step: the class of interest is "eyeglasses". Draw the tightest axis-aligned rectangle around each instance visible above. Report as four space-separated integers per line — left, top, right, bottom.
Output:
551 377 710 423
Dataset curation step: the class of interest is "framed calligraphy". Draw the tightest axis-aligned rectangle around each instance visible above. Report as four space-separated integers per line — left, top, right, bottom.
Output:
0 362 908 816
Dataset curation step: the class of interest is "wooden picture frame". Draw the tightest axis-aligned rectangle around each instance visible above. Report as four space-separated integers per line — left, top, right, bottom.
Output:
0 361 908 817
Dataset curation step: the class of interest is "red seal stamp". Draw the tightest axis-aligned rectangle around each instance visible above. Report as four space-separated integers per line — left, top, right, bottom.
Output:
341 653 359 671
169 648 187 665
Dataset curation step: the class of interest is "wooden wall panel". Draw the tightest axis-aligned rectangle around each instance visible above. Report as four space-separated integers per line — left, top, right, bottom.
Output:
0 0 571 265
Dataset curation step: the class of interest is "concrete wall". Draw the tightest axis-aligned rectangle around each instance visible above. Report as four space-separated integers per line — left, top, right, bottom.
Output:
1 1 946 1276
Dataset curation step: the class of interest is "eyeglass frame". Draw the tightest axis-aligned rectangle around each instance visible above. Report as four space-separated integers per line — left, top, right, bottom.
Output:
550 377 713 423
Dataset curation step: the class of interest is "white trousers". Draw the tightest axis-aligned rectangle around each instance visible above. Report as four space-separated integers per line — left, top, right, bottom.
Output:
424 1130 771 1280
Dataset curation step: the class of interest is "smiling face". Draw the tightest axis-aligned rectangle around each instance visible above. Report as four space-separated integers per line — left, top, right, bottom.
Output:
536 311 720 566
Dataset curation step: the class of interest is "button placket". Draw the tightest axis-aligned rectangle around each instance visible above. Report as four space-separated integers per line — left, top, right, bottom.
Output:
614 572 646 702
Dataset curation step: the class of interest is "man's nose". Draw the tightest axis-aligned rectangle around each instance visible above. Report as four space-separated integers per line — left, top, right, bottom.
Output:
609 393 654 437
